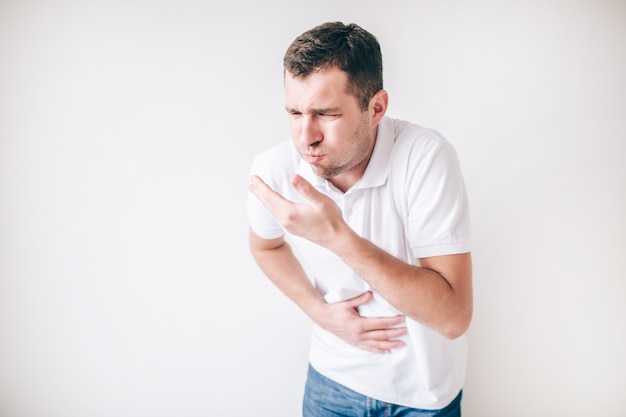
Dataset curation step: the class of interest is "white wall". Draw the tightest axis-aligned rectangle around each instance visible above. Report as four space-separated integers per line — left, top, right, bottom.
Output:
0 1 624 416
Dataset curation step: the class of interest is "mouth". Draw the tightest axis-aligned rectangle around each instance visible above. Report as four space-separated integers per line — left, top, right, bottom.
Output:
303 153 325 163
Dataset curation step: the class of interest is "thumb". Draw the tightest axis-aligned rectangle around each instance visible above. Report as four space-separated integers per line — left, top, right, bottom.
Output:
345 291 373 308
291 174 322 201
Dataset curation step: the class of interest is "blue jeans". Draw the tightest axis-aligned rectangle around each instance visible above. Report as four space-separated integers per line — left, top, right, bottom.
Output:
303 365 462 417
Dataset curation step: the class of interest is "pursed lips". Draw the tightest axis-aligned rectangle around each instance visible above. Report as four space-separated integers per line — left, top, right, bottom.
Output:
303 153 325 163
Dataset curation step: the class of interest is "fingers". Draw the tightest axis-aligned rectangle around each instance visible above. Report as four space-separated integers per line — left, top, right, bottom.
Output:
363 326 408 341
252 174 317 205
360 314 406 332
248 174 267 193
249 175 295 218
250 174 320 218
342 292 406 329
359 338 405 354
249 175 283 203
356 315 407 354
291 174 327 206
358 327 408 353
291 174 312 194
335 291 407 350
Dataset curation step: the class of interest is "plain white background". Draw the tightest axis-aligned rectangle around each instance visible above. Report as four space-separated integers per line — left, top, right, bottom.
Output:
1 1 624 416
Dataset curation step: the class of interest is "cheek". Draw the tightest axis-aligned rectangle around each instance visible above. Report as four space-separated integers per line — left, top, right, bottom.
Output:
288 119 300 137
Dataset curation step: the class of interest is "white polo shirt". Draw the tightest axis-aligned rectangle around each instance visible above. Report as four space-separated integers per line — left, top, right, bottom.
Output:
247 116 471 410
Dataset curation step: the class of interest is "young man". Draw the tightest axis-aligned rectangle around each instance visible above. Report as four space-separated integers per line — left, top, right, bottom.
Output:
247 21 472 416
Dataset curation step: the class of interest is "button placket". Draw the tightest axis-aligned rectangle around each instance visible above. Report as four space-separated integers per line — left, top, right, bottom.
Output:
342 192 356 220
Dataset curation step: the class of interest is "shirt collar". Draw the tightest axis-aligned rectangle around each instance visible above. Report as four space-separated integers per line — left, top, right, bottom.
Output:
296 116 393 192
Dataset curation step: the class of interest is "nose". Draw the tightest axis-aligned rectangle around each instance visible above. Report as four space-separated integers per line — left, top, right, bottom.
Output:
299 115 323 148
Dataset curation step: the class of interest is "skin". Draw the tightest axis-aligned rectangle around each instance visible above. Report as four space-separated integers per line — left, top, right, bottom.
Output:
249 68 473 353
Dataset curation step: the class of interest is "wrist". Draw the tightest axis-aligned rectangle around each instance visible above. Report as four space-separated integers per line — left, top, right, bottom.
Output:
301 295 331 327
326 226 363 259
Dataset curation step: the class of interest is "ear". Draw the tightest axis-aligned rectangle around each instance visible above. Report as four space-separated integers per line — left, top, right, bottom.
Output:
370 89 389 127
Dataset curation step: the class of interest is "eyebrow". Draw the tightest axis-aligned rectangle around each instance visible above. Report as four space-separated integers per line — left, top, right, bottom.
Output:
285 106 342 114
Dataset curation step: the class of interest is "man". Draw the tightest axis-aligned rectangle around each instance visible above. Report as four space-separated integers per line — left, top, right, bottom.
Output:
247 21 472 416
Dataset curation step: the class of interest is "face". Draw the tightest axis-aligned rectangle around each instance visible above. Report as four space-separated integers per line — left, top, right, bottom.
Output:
284 67 381 191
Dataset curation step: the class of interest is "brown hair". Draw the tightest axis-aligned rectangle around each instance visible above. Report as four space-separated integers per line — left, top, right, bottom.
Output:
283 22 383 112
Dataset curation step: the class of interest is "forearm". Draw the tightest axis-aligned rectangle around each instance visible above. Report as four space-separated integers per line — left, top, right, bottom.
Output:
249 229 409 353
328 228 473 339
249 231 326 321
247 175 472 339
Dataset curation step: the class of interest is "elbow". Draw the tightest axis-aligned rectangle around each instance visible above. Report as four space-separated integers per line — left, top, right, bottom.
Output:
439 309 473 340
441 324 469 340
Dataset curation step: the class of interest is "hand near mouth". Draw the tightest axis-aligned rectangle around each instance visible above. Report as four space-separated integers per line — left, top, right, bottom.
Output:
248 174 353 249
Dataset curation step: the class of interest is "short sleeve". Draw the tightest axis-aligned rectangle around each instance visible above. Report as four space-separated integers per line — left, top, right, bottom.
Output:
406 140 471 259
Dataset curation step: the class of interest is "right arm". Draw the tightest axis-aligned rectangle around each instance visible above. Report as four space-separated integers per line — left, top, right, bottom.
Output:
249 228 407 353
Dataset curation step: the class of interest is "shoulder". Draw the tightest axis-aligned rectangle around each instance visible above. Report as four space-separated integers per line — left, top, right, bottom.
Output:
384 117 456 166
390 118 449 148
